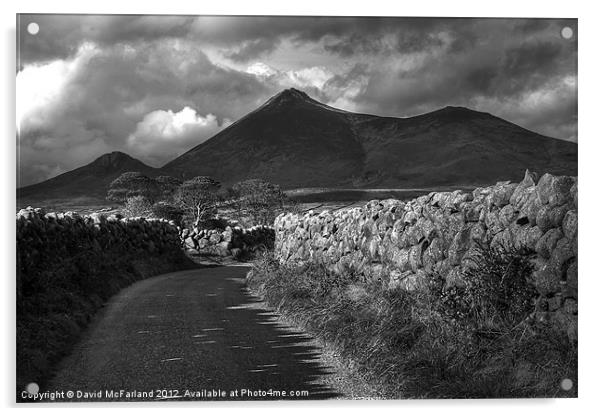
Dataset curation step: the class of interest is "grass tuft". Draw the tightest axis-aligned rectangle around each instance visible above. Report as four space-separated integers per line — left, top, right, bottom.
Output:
247 247 577 399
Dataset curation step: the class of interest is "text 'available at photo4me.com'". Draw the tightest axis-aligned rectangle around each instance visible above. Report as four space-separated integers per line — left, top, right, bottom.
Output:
22 387 311 401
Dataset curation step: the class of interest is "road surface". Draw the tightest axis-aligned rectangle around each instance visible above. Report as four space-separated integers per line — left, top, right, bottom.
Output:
45 266 376 401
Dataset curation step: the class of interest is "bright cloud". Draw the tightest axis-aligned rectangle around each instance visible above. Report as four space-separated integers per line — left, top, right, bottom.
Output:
126 107 231 165
17 43 98 134
245 62 335 90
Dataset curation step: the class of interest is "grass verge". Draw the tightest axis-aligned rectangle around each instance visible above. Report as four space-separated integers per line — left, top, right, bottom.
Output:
247 249 577 399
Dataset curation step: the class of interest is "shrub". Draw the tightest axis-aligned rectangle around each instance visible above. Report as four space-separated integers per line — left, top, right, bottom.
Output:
463 245 536 324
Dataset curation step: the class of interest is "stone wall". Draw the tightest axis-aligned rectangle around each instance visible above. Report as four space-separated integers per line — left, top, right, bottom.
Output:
274 171 577 339
17 207 183 262
17 207 192 390
181 225 275 258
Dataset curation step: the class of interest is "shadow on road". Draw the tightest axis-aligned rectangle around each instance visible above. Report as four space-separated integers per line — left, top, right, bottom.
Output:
43 266 343 401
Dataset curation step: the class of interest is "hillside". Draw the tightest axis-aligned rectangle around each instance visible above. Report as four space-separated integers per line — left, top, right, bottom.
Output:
18 89 577 202
18 151 161 201
165 89 577 188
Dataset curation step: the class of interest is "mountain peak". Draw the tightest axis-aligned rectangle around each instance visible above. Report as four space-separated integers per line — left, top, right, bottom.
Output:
262 88 314 110
92 151 135 167
279 88 310 100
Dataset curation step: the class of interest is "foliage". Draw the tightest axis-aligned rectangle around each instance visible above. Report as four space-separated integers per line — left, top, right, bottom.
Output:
461 245 537 325
248 249 576 398
232 178 287 225
151 202 184 224
174 176 221 227
155 175 183 201
122 196 153 218
107 172 160 203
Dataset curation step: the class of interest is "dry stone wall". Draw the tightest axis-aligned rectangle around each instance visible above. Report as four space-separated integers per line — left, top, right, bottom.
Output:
17 207 183 262
181 225 275 257
16 207 191 389
275 171 578 339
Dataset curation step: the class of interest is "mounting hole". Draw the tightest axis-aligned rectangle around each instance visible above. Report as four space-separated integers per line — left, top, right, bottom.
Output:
26 382 39 395
560 378 573 391
561 26 573 40
27 22 40 35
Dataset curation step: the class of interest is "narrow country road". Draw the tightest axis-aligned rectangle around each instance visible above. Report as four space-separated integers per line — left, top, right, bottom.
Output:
46 266 373 401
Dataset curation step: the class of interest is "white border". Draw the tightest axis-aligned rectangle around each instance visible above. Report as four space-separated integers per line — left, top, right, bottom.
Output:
2 1 600 415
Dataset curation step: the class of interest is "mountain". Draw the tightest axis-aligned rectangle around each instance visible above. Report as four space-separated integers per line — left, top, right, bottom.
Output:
18 151 160 200
164 88 577 188
18 88 577 202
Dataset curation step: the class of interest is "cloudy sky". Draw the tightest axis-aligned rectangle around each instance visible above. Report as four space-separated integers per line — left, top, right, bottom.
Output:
17 15 577 186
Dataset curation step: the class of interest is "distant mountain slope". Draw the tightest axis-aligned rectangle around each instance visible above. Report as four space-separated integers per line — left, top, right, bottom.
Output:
164 88 365 188
18 151 161 200
164 88 577 188
18 88 577 202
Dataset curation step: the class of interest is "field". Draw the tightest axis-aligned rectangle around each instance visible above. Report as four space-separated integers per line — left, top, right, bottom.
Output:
16 186 473 217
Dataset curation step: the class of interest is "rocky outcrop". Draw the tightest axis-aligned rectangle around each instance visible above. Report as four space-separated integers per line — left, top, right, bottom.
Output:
180 225 275 258
274 171 578 340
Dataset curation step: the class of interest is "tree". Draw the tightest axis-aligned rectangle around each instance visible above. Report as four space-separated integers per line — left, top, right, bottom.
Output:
155 175 183 201
232 179 286 225
107 172 160 203
151 201 184 224
122 195 153 217
174 176 221 227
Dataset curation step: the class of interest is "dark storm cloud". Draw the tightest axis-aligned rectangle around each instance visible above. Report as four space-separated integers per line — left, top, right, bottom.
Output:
224 38 281 62
17 15 577 186
344 18 576 139
18 15 196 66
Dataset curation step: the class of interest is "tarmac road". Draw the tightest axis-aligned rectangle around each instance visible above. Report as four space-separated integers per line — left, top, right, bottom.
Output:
44 266 375 402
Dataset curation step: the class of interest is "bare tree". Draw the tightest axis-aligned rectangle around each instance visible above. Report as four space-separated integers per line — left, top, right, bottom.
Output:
232 178 286 225
174 176 221 227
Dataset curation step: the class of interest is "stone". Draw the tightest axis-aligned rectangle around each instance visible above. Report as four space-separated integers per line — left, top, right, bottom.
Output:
487 182 519 208
469 222 487 244
536 203 569 233
549 237 576 272
400 224 422 247
391 247 411 271
422 238 445 272
570 180 578 209
491 228 513 250
532 261 562 296
521 191 544 226
547 294 563 312
448 226 472 266
564 298 578 315
536 173 574 207
565 260 578 298
510 170 539 206
499 204 518 228
485 208 503 236
463 201 483 222
512 224 542 252
536 228 563 259
408 244 423 272
563 210 578 241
